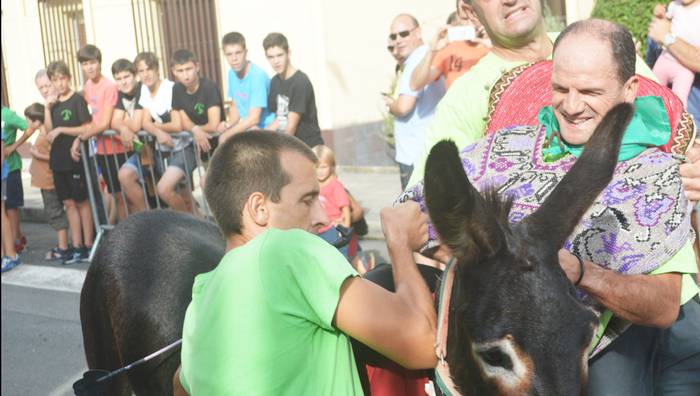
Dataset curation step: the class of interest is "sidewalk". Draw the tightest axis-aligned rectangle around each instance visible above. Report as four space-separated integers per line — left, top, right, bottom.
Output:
17 159 403 240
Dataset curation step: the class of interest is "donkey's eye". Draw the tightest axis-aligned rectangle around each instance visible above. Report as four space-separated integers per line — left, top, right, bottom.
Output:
478 347 513 370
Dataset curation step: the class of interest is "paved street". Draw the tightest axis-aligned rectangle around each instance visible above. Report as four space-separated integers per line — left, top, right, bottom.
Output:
1 163 400 395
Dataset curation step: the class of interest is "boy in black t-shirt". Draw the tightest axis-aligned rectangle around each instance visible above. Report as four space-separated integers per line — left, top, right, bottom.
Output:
44 60 94 264
160 49 223 214
111 59 147 215
263 33 323 148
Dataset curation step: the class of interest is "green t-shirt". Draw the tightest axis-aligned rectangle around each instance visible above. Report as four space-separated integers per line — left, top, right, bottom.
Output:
180 228 362 395
1 107 28 172
408 33 658 187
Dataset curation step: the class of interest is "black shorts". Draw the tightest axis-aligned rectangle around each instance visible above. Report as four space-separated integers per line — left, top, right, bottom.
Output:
54 169 88 203
96 153 133 193
4 169 24 209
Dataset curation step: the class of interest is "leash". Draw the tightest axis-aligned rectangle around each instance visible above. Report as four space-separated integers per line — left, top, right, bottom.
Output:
434 257 461 396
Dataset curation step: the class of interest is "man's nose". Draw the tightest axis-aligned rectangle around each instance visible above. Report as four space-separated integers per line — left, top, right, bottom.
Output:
311 199 329 230
562 91 585 116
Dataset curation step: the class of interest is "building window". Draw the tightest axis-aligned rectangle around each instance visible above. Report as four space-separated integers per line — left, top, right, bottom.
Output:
131 0 222 86
37 0 87 85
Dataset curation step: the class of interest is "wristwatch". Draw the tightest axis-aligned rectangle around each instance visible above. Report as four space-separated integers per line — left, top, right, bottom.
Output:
663 32 677 49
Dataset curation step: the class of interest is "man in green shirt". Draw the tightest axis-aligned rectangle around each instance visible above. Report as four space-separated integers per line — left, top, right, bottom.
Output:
175 131 436 395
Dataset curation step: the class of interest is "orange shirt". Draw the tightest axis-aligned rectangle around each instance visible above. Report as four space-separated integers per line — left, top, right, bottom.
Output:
84 76 121 154
29 131 54 190
431 41 490 89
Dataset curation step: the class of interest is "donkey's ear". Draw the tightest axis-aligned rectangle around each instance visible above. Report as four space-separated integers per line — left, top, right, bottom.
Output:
521 103 634 251
425 140 503 262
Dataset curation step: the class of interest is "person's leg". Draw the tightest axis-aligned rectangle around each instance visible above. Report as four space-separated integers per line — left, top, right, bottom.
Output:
654 297 700 396
1 200 16 258
587 324 659 396
5 169 25 249
653 53 673 88
77 200 94 249
157 167 188 212
668 63 694 108
41 189 70 259
63 199 83 249
119 158 147 213
398 163 414 191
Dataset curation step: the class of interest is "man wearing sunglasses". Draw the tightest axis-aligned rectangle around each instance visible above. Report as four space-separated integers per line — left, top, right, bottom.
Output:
383 14 445 189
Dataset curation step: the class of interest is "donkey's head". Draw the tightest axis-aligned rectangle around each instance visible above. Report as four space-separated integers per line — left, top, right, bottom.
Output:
425 103 634 395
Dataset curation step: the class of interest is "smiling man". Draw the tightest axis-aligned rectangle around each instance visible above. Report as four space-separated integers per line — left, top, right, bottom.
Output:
263 33 324 148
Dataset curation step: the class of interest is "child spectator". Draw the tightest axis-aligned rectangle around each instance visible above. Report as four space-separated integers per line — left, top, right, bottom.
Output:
72 44 129 222
1 105 37 253
264 33 324 148
110 58 146 214
218 32 274 144
311 145 353 260
161 49 223 214
1 125 21 272
652 0 700 107
129 52 181 210
45 60 93 264
26 102 71 261
33 70 70 261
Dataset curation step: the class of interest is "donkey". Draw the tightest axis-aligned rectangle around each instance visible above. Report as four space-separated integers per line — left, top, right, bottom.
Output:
422 103 635 395
80 210 225 395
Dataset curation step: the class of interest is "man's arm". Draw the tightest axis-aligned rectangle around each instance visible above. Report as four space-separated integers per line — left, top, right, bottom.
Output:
559 250 681 328
410 26 447 91
173 366 188 396
141 110 174 147
648 16 700 72
334 202 437 369
220 107 262 142
6 125 38 154
283 111 302 136
82 104 115 139
384 94 419 118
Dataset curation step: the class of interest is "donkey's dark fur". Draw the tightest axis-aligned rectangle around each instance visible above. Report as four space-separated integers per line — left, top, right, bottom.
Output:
425 104 634 395
80 210 225 395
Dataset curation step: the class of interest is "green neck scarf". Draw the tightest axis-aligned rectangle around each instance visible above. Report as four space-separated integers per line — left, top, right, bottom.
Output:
538 96 671 162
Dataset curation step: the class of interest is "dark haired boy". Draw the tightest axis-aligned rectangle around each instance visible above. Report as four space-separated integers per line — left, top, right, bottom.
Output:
72 44 128 223
45 60 94 264
263 33 323 148
162 49 223 213
218 32 273 144
110 58 146 215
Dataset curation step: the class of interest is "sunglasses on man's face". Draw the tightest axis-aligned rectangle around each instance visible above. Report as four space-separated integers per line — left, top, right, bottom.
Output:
388 26 416 41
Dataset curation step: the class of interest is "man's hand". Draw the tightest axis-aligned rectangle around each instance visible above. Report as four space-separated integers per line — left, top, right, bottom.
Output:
558 249 585 284
648 15 672 45
47 128 62 143
381 202 428 252
680 144 700 202
70 138 82 162
192 126 211 153
46 93 58 107
430 26 449 52
653 3 667 19
156 130 174 148
119 126 135 151
216 121 229 134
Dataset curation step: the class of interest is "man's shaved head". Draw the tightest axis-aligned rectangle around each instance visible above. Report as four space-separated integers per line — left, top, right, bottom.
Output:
554 19 636 83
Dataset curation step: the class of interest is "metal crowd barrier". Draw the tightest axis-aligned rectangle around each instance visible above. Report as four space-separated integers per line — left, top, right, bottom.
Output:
81 130 219 261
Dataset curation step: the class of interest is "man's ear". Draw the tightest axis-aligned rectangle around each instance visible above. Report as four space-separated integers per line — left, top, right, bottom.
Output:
246 192 269 227
623 75 639 103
